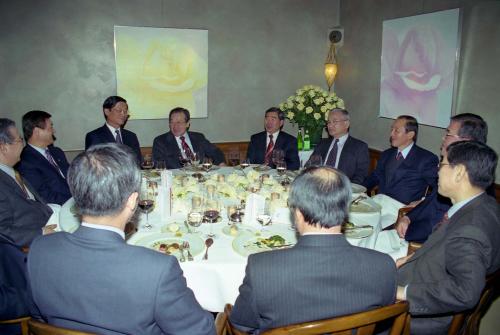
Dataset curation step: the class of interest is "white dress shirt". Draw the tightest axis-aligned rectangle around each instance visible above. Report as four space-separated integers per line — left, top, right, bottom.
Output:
324 133 349 168
175 132 195 158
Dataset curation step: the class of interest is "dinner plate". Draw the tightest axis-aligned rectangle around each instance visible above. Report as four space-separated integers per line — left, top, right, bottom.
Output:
351 183 367 194
253 165 271 172
344 225 374 239
350 197 382 214
232 230 297 257
222 224 256 237
132 233 205 260
185 165 220 172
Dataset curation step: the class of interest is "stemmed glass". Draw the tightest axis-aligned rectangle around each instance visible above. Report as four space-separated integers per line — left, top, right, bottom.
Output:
276 160 287 177
305 154 323 168
202 157 213 172
179 151 191 168
138 180 155 230
256 201 272 232
141 154 154 170
272 149 285 166
203 197 221 238
240 158 250 169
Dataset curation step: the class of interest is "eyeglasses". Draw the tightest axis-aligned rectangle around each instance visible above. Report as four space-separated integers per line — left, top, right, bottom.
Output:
327 119 348 125
110 108 128 115
169 121 187 126
10 137 24 145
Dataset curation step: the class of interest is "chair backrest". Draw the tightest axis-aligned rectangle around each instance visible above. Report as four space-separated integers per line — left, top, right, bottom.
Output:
447 268 500 335
28 319 96 335
224 302 409 335
0 316 31 335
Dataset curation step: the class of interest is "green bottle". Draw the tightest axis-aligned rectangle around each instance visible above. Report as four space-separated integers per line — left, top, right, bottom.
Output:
297 128 303 151
303 129 311 151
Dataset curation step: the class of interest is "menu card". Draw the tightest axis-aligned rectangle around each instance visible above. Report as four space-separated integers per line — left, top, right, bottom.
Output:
158 170 173 219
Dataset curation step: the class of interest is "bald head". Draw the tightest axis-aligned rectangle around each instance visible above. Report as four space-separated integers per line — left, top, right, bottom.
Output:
288 166 351 228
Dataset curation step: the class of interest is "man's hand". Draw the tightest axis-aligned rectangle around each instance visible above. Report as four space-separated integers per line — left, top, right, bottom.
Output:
396 253 414 269
42 224 57 235
395 215 411 238
396 285 407 301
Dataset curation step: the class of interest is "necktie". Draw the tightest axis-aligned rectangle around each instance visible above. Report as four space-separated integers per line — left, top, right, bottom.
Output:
115 129 123 144
45 149 65 179
264 134 274 165
14 170 28 198
396 151 403 160
325 139 339 167
180 136 195 160
433 212 449 232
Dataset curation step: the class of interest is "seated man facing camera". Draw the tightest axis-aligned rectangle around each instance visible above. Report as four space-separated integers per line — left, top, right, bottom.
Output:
230 166 396 333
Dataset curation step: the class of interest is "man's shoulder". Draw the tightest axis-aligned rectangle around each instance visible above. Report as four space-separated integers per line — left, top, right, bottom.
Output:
153 132 172 143
121 128 138 138
188 131 206 140
250 131 266 141
278 131 296 141
411 144 437 159
346 135 368 148
86 125 107 137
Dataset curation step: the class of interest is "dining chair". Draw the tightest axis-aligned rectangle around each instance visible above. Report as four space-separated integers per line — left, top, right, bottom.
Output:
28 319 96 335
223 301 409 335
446 268 500 335
0 316 30 335
215 309 229 335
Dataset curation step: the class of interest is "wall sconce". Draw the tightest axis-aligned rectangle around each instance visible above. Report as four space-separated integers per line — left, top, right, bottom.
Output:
325 30 342 92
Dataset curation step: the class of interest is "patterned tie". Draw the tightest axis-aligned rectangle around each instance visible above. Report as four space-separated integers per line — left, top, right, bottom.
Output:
180 136 195 160
433 212 449 232
396 151 403 160
45 149 65 179
14 170 28 198
115 129 123 144
264 134 274 165
325 139 339 167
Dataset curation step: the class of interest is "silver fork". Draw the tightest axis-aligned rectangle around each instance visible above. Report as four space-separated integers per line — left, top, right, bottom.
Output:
183 241 194 261
179 244 186 262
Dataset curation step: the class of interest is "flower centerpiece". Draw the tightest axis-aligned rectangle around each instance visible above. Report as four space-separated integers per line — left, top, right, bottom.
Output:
279 85 345 146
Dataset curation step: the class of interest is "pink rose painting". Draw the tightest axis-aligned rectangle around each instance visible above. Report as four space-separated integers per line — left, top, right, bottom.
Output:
380 9 460 128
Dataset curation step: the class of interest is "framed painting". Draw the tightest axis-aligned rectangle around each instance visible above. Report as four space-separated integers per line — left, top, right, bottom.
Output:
114 26 208 120
379 9 461 128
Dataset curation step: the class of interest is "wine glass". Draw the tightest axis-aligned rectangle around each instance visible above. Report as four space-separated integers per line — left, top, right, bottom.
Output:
187 208 203 233
203 198 220 238
141 154 154 170
240 158 250 169
276 160 287 177
202 157 213 172
272 149 285 166
256 201 272 232
179 151 191 168
138 180 155 230
305 154 323 168
156 160 166 170
191 151 201 167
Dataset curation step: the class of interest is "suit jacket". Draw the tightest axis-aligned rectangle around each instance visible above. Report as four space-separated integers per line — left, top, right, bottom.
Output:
246 131 300 170
17 144 71 205
310 135 369 184
85 125 142 163
0 170 52 247
28 226 215 335
398 193 500 335
230 234 396 333
152 131 225 169
363 144 438 205
0 234 30 335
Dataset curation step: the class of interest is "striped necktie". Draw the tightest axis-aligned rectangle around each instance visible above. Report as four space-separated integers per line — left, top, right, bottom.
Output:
264 134 274 165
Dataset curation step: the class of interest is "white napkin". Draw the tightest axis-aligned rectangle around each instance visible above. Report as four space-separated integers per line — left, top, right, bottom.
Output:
158 170 173 219
243 193 266 227
371 194 405 229
375 230 409 261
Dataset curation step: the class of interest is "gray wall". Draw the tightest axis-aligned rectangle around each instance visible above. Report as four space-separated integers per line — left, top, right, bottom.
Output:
0 0 339 151
338 0 500 181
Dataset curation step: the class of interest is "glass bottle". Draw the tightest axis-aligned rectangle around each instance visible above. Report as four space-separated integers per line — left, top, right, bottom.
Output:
303 129 311 151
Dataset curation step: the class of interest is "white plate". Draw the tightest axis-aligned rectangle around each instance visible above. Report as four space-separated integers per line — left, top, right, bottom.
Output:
253 165 271 172
232 230 297 257
222 225 256 237
351 183 367 194
132 233 205 260
344 226 374 239
350 197 382 214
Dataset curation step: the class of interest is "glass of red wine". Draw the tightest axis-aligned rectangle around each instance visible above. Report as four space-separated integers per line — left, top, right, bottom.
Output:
203 198 220 238
139 180 155 230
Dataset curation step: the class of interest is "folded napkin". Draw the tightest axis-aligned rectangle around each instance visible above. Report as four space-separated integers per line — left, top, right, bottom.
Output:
243 193 266 227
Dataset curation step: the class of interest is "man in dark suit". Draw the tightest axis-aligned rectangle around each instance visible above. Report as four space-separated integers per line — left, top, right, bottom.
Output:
396 141 499 335
364 115 438 205
246 107 300 170
230 166 396 333
309 108 369 183
85 96 142 163
152 107 225 169
396 113 489 243
0 118 53 247
28 143 215 335
0 233 30 335
17 110 71 205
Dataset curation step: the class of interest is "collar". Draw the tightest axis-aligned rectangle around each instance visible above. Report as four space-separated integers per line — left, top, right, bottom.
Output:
448 192 484 219
28 143 48 156
0 162 16 180
266 130 280 140
81 221 125 239
398 142 414 159
175 132 190 141
332 133 349 146
105 123 121 134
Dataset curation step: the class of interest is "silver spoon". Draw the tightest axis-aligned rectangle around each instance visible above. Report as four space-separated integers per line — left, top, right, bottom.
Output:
203 238 214 260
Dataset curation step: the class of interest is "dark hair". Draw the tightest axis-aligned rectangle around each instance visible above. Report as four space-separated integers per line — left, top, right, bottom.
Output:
329 108 350 120
450 113 488 143
397 115 418 142
265 107 285 121
68 143 141 217
169 107 191 123
0 118 16 145
288 166 351 228
102 96 127 119
22 110 52 141
446 141 497 190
